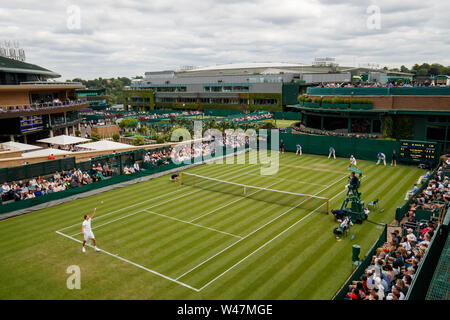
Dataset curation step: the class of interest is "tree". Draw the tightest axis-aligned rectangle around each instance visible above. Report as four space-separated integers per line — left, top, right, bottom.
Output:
90 132 102 142
132 136 146 146
383 116 394 138
138 125 149 136
112 133 120 142
119 118 138 130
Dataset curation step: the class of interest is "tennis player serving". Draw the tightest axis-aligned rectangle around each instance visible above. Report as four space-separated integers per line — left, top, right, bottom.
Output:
82 207 100 253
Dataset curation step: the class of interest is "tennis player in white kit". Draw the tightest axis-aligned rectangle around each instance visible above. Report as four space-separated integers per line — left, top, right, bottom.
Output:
82 207 100 252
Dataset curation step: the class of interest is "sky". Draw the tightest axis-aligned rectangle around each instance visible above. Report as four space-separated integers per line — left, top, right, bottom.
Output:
1 0 449 80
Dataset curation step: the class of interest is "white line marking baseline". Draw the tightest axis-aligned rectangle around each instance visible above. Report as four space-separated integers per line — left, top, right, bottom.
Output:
55 230 200 292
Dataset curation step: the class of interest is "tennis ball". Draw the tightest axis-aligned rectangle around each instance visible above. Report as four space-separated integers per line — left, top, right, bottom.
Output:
101 201 104 204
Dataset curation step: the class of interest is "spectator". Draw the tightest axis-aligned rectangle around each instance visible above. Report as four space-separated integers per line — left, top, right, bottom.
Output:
133 161 140 172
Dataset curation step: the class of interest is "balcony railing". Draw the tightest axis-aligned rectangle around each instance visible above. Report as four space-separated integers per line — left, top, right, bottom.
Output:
19 81 83 86
0 100 88 114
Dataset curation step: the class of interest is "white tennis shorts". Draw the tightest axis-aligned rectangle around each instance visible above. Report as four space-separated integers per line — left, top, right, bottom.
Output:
84 231 95 242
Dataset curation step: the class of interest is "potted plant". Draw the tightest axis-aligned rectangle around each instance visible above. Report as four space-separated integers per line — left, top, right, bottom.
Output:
350 98 373 110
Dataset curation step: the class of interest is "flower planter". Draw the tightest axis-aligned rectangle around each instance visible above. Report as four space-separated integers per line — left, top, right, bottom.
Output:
322 103 348 109
350 104 373 110
304 102 321 108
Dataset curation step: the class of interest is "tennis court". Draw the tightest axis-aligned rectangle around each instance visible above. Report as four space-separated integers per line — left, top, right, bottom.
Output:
0 151 424 299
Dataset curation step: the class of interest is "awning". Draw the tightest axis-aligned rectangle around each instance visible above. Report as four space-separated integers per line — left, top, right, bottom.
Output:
22 148 72 158
78 140 131 151
37 135 91 146
0 141 43 152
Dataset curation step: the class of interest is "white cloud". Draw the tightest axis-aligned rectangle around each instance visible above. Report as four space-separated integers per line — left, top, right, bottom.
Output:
0 0 449 79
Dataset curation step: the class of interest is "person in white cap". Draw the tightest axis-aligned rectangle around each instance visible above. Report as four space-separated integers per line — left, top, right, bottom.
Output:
349 155 357 168
376 152 386 165
406 228 417 243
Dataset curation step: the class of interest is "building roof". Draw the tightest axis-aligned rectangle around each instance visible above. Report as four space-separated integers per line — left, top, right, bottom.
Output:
187 62 307 72
0 56 60 78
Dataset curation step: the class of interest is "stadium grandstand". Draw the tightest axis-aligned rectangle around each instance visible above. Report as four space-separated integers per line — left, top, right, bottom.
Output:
0 55 88 144
123 59 414 113
0 57 449 302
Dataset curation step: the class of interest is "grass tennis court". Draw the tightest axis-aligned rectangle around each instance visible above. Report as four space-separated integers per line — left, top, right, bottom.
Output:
0 152 424 299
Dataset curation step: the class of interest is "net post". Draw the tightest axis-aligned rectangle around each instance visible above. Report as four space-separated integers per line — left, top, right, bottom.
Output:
326 199 329 214
307 197 309 210
180 172 183 185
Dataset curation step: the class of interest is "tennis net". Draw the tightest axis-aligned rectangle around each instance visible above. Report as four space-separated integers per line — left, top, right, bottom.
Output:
180 172 329 213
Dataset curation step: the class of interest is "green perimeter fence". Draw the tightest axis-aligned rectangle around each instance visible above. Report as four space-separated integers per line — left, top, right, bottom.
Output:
0 158 76 183
333 225 388 300
0 145 246 215
278 132 401 162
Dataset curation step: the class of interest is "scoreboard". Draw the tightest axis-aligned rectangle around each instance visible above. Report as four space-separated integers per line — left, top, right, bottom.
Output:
399 140 438 163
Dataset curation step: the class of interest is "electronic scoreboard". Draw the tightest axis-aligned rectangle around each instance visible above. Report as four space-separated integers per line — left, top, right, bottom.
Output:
399 140 439 164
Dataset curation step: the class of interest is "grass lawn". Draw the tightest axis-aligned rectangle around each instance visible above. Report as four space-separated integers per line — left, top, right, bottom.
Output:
0 152 424 299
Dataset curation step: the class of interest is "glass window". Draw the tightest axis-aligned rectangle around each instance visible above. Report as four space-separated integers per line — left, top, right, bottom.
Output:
427 125 446 141
372 119 381 133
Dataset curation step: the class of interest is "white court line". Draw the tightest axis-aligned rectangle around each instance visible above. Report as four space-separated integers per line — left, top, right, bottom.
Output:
244 171 328 187
279 163 348 174
175 173 349 281
59 164 251 233
68 165 254 237
55 230 200 292
197 183 350 291
69 188 204 237
188 180 280 223
143 209 242 239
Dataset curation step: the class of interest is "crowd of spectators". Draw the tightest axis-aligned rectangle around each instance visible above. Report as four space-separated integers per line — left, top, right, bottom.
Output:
142 133 250 167
345 221 437 300
292 124 380 139
143 149 172 166
404 161 449 223
314 80 448 88
220 112 273 124
344 160 450 300
0 166 107 202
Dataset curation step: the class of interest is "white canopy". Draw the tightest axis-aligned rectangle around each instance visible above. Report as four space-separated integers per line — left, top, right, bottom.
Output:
0 141 43 152
37 135 91 146
78 140 131 151
22 148 72 158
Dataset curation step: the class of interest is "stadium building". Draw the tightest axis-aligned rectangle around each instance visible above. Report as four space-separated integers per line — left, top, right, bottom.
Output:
124 60 413 113
76 88 109 110
0 55 88 143
294 86 450 154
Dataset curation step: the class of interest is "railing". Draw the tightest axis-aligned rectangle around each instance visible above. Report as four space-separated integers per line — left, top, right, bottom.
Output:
0 100 88 114
19 81 83 86
307 86 450 96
